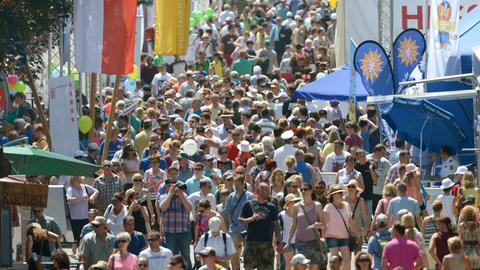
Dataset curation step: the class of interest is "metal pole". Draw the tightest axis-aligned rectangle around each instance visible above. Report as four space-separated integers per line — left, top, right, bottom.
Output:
399 73 474 86
88 73 98 143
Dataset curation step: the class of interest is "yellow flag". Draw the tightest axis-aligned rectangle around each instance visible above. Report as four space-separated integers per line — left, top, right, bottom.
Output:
155 0 190 55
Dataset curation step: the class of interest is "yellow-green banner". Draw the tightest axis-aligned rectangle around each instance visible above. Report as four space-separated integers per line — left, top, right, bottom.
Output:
155 0 190 55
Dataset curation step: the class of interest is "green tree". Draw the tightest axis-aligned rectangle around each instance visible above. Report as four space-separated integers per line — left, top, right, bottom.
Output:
0 0 72 77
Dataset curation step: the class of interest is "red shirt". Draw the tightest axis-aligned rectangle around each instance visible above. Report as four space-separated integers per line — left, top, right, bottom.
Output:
345 134 363 150
227 143 239 161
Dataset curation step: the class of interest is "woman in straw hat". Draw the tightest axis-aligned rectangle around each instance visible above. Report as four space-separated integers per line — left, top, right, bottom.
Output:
344 179 369 252
323 184 358 270
278 193 302 270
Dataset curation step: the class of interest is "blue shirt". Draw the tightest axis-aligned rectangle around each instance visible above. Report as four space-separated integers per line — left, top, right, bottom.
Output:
184 176 217 195
140 157 167 172
224 190 254 233
99 139 123 160
295 161 312 184
387 195 421 221
114 231 147 255
367 230 392 270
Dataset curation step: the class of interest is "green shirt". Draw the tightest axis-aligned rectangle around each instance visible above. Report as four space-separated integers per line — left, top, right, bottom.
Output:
79 231 116 268
232 58 256 76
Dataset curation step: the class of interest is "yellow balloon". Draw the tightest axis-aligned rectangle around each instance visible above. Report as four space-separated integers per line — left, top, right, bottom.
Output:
127 64 139 79
78 115 93 134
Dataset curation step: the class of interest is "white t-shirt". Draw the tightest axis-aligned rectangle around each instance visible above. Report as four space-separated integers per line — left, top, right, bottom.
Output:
139 247 173 270
439 156 459 178
322 151 350 172
151 72 171 96
194 232 236 257
279 210 295 243
436 194 456 224
104 204 126 236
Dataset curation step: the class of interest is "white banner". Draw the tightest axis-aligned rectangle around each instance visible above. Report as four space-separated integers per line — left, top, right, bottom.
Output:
49 77 79 157
426 0 462 78
392 0 478 36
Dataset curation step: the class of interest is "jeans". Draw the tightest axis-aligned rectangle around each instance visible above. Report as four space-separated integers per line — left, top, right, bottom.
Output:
165 232 192 270
364 199 373 220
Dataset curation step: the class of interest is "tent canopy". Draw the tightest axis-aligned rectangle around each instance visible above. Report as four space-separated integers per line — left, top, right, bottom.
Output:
459 6 480 72
293 65 369 101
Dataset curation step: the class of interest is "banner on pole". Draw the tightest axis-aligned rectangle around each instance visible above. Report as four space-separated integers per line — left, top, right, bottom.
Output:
426 0 462 78
49 77 79 157
348 39 357 123
154 0 190 55
393 28 426 94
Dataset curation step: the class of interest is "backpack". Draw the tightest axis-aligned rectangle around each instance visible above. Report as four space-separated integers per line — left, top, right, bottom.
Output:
374 232 390 257
204 231 228 255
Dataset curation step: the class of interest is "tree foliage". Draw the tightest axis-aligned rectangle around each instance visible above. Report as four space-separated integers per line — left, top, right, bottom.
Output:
0 0 72 78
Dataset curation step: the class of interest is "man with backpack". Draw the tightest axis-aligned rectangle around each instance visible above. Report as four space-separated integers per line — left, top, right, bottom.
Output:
194 217 236 269
367 213 392 270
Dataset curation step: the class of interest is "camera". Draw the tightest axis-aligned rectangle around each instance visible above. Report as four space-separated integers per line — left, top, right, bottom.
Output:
174 182 187 191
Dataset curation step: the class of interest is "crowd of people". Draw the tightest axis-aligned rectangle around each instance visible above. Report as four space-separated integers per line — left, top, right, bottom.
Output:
2 0 480 270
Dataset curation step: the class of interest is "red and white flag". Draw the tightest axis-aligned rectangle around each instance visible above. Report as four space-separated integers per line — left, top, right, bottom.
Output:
74 0 137 74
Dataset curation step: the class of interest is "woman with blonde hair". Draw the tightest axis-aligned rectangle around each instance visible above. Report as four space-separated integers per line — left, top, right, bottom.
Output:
402 212 429 269
269 169 285 198
456 172 480 214
285 155 299 180
322 130 340 157
442 236 471 270
371 183 396 231
457 205 480 269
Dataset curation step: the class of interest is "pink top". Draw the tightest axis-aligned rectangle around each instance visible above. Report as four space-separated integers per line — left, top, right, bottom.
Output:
383 236 420 270
375 197 394 216
324 202 352 238
108 253 138 270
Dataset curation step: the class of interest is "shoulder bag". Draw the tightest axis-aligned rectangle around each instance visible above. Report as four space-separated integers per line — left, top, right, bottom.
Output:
300 203 328 268
333 203 359 252
83 184 96 209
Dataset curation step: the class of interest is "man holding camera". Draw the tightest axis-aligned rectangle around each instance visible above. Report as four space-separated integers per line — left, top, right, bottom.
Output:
157 179 193 270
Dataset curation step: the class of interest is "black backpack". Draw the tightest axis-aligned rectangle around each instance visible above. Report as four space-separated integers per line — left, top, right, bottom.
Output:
204 232 228 255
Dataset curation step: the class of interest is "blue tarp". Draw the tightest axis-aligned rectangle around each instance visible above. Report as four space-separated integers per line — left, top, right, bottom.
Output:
293 65 369 101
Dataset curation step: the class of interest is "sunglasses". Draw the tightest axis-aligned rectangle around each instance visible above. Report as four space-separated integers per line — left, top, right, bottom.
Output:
301 188 311 192
235 171 244 174
117 239 128 243
348 186 356 189
134 179 143 182
290 185 299 188
358 258 370 262
148 238 160 242
92 224 100 228
194 168 203 171
169 263 179 266
103 165 111 168
33 210 43 213
137 263 148 267
198 210 205 214
150 147 159 150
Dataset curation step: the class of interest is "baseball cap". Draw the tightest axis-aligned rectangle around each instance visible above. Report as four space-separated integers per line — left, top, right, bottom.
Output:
92 216 107 226
291 254 310 265
208 217 222 232
375 213 388 225
73 150 88 158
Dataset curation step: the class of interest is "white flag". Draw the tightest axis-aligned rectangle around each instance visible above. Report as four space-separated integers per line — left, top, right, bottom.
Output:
426 0 461 78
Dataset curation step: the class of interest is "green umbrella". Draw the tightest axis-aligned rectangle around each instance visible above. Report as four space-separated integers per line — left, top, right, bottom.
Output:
3 145 100 176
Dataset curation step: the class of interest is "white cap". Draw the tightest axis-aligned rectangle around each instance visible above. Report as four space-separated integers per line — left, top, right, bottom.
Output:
208 217 221 232
237 140 252 152
455 166 468 175
281 130 294 140
291 254 310 265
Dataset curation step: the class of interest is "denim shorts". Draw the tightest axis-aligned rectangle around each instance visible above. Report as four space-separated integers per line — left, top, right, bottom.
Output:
325 237 349 249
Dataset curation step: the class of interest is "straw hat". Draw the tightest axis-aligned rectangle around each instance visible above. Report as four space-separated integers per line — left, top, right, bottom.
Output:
345 179 364 194
283 194 302 209
328 184 344 197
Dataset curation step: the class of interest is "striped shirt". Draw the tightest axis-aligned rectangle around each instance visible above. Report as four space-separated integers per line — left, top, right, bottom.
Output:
94 175 122 213
158 193 190 233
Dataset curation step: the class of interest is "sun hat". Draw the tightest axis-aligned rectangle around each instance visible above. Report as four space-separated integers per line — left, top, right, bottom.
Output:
440 178 455 189
281 130 295 140
90 261 108 270
345 179 364 194
328 184 344 196
237 140 252 152
291 254 311 265
455 166 468 175
284 194 302 209
405 163 419 174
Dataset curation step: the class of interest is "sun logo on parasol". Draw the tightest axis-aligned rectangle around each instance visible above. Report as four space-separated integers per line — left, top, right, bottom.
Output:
398 37 419 66
360 49 384 81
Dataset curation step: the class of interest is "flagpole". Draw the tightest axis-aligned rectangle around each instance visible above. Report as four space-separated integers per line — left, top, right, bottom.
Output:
88 73 97 143
24 65 52 147
101 75 121 162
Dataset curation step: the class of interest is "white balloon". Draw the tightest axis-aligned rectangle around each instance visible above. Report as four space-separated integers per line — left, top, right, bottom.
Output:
182 139 197 156
124 78 136 91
